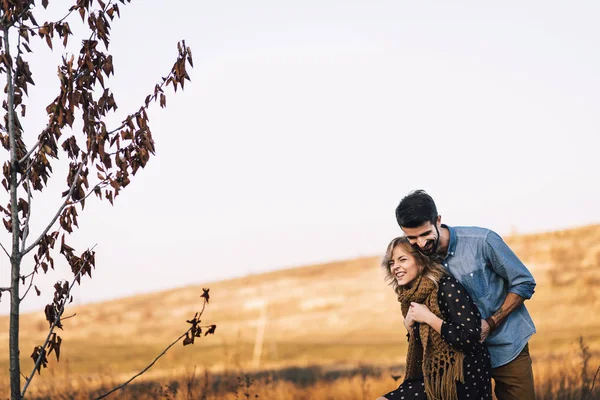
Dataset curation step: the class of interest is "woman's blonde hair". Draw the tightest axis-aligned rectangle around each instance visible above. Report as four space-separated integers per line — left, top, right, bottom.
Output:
381 236 448 297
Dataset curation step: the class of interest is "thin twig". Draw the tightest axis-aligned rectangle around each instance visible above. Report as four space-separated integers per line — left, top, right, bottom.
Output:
5 0 76 31
103 107 149 140
0 0 34 29
0 242 10 259
106 121 128 137
0 287 11 292
590 366 600 399
61 313 77 321
21 245 96 398
102 50 182 141
18 139 39 165
94 300 210 400
29 8 76 29
21 270 34 279
19 269 36 302
198 295 207 316
71 179 110 205
19 262 40 302
94 330 191 400
17 155 35 187
20 177 33 252
22 163 83 255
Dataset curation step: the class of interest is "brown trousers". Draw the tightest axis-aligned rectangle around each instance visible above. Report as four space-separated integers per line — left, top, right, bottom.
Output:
491 343 536 400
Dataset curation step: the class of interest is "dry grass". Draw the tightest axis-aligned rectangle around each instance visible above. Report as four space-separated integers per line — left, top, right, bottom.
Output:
0 224 599 398
4 347 600 399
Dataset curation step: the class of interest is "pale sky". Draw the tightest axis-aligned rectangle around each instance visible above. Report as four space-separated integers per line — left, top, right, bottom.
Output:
1 1 599 314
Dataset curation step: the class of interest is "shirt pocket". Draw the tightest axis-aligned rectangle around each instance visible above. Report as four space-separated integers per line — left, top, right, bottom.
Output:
460 268 489 299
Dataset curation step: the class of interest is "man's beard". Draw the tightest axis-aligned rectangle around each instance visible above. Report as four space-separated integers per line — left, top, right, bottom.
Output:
416 225 443 261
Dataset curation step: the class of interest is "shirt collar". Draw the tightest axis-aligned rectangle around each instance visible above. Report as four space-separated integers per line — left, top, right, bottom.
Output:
442 224 457 257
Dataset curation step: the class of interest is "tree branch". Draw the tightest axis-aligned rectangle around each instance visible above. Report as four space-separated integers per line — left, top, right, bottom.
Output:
0 1 34 29
94 298 211 400
94 330 189 399
102 49 183 142
71 179 109 205
16 261 45 301
22 163 83 255
591 365 600 397
18 139 39 166
20 270 34 279
16 3 104 177
5 0 77 31
16 156 35 187
17 1 114 180
21 245 96 398
0 287 11 292
19 267 36 302
0 242 10 259
20 177 33 252
61 313 76 321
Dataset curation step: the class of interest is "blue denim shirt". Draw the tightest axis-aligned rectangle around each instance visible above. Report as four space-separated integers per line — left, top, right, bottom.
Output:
442 225 536 368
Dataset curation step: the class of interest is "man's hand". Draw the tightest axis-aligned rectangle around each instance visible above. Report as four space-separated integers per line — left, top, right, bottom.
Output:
480 319 491 342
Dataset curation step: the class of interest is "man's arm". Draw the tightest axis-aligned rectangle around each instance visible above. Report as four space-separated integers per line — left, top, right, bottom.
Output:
480 230 535 342
480 292 525 342
485 230 536 298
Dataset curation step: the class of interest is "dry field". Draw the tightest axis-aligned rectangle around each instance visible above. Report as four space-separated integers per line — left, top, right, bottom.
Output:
1 224 599 398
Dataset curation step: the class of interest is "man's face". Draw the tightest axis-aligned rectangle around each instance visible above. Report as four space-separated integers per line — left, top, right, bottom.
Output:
401 220 440 255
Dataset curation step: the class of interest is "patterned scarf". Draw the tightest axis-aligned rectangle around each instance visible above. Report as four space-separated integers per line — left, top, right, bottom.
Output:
397 276 464 400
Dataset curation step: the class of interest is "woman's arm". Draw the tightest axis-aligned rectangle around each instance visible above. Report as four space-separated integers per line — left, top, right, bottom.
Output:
438 277 484 352
408 277 483 353
409 302 443 333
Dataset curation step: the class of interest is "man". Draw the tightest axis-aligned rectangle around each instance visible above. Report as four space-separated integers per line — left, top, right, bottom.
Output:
395 190 536 400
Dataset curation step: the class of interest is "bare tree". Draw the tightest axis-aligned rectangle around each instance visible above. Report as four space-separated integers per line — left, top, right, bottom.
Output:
0 1 212 399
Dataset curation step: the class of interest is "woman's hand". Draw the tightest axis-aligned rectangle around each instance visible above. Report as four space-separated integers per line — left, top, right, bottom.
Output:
409 302 443 334
409 302 434 324
404 311 415 331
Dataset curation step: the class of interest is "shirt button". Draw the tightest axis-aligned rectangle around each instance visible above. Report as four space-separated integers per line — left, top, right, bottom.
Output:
444 263 448 267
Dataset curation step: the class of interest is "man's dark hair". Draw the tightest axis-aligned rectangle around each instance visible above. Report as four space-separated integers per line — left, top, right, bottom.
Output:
395 190 438 228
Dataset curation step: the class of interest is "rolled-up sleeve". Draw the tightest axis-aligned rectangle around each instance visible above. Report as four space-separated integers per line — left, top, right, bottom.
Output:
484 231 536 299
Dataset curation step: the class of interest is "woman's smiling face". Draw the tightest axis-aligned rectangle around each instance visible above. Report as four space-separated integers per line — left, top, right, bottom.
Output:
389 244 420 287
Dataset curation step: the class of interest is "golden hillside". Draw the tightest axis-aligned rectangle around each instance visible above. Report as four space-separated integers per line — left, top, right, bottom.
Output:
1 224 599 394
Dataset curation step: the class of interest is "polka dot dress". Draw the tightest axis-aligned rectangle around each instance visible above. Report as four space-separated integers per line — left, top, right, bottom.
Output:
383 275 492 400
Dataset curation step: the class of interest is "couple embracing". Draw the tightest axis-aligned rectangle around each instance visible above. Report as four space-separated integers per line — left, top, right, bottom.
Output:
377 190 536 400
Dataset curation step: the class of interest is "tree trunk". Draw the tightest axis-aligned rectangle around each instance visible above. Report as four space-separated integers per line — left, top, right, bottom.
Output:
9 256 21 400
4 26 22 400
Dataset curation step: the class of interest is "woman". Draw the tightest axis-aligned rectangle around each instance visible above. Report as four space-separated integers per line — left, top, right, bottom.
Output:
377 237 491 400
